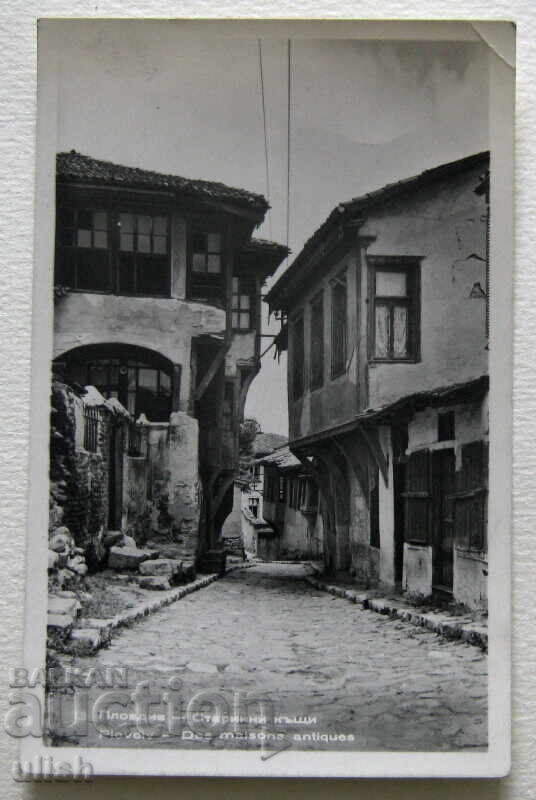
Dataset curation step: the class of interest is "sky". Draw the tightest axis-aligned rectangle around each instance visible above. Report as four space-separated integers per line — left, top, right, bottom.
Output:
51 22 489 436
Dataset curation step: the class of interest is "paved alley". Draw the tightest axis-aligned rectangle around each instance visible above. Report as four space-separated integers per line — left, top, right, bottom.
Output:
50 563 487 752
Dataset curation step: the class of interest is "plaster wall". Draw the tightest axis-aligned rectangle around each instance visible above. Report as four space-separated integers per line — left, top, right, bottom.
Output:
279 507 319 559
378 425 396 588
454 549 488 610
403 543 433 597
54 293 226 413
363 162 488 409
226 331 257 376
287 250 359 441
221 483 245 555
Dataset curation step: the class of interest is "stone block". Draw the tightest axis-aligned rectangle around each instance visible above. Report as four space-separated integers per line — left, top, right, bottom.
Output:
138 558 182 577
47 613 74 630
66 556 88 576
69 629 101 653
48 550 59 570
48 595 81 618
108 546 154 570
78 618 113 644
121 534 137 549
103 530 124 548
49 528 74 553
182 561 195 580
138 576 171 591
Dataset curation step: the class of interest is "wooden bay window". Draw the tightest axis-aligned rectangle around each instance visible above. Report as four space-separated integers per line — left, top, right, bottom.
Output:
55 202 170 297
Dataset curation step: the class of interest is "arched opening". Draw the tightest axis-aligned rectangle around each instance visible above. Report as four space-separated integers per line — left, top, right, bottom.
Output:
54 343 176 422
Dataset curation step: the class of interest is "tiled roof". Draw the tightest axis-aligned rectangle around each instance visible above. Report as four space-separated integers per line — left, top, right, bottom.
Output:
57 151 269 211
253 432 288 456
256 444 301 472
244 238 290 255
265 151 490 310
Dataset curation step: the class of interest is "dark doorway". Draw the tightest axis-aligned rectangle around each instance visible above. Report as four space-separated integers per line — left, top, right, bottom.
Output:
393 461 406 586
431 448 455 593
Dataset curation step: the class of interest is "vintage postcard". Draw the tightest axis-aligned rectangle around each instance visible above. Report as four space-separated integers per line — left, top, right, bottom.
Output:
17 19 513 779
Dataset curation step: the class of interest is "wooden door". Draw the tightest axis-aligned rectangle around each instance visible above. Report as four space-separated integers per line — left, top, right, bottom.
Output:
431 449 455 592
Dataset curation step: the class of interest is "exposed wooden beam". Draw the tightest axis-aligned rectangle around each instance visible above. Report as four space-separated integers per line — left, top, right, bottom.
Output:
358 424 389 487
194 342 230 402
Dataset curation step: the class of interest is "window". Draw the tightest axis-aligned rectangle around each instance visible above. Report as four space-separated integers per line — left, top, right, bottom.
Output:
192 232 222 274
189 231 224 303
369 258 420 361
310 291 324 390
291 314 305 400
56 206 170 297
63 347 174 422
248 496 259 517
279 475 287 503
438 411 455 442
56 208 111 292
83 406 99 453
331 271 347 378
118 212 169 296
232 276 254 330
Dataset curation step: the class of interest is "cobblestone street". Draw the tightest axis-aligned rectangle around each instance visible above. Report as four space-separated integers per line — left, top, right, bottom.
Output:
53 563 487 752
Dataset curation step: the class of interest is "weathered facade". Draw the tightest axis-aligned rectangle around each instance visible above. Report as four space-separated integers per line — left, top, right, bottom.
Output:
220 431 287 557
260 445 324 561
266 152 489 609
51 151 287 569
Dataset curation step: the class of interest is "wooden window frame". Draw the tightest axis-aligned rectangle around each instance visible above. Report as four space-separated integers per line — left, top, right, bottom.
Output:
187 228 225 304
231 276 255 331
310 290 325 390
56 203 171 298
368 256 421 363
330 270 348 379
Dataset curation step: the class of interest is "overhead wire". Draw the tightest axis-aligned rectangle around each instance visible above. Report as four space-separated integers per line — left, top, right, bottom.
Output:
257 39 272 240
286 39 292 265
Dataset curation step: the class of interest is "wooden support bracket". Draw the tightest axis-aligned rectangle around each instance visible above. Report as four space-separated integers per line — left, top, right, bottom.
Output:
357 423 389 487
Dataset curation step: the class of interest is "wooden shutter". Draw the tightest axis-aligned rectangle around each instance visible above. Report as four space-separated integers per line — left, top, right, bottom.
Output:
403 449 431 544
453 441 488 551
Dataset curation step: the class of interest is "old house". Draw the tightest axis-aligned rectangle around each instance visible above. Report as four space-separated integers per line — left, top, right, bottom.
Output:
220 431 287 558
51 151 287 571
265 152 490 609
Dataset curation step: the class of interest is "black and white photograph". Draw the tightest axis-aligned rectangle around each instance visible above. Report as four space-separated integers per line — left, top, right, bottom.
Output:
19 19 513 779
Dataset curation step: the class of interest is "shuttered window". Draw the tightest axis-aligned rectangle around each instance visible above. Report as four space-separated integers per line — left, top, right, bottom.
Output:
331 272 348 377
310 291 324 390
403 449 431 544
453 441 488 552
291 314 305 400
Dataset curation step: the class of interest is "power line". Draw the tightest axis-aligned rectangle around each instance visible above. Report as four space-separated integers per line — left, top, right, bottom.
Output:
257 39 272 240
286 39 292 262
